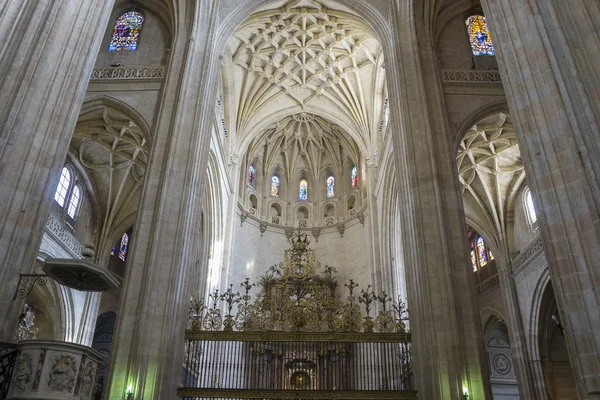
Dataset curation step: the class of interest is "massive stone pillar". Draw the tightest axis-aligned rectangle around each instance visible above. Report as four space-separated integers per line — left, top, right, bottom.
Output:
0 0 115 340
481 0 600 397
103 2 222 399
386 2 491 399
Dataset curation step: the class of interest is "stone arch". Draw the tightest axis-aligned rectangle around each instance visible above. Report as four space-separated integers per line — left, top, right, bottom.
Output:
452 101 510 155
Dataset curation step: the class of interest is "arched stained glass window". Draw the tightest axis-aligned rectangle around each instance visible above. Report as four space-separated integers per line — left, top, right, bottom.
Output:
67 186 81 219
471 250 477 272
54 167 71 207
299 180 308 200
271 176 280 197
248 166 256 188
524 188 537 225
109 11 144 51
119 232 129 262
466 15 494 56
476 236 488 267
351 167 358 189
327 176 335 197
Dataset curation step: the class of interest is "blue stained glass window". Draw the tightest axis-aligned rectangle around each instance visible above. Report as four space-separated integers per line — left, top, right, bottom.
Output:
327 176 335 197
109 11 144 52
119 232 129 262
466 15 495 56
299 180 308 200
477 236 488 267
351 167 358 189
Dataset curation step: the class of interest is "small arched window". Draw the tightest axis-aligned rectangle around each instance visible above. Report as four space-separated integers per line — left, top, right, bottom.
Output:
271 176 280 197
351 167 358 189
466 15 495 56
67 185 82 219
327 176 335 197
476 236 488 267
524 187 537 226
54 167 72 207
299 180 308 200
118 232 129 262
248 166 256 189
108 11 144 51
471 250 477 272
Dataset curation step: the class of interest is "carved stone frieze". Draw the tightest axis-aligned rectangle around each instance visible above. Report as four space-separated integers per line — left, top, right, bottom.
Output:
511 236 543 274
442 70 502 84
45 214 83 258
477 274 500 295
90 66 165 80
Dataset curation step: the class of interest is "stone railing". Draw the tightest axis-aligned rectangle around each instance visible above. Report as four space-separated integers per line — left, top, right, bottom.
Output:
45 215 83 258
90 66 165 80
477 274 500 295
511 236 544 274
442 70 502 84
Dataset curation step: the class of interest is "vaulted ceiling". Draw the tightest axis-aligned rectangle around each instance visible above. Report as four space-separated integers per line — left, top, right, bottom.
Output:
222 0 387 154
456 113 525 251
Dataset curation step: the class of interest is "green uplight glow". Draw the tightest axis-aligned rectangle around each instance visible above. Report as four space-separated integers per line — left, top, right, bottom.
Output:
126 385 133 395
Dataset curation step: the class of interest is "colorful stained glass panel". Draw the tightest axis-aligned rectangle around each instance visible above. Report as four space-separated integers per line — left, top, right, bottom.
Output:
351 167 358 189
477 236 488 267
299 180 308 200
471 250 477 272
327 176 335 197
119 232 129 262
109 11 144 52
466 15 494 56
271 176 280 197
248 166 256 188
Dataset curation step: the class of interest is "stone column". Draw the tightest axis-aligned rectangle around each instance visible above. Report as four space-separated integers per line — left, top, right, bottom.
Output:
103 2 222 399
386 2 491 399
496 259 545 398
0 0 115 340
481 0 600 396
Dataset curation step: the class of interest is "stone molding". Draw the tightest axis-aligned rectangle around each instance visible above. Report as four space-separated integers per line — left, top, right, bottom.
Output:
511 236 544 274
90 66 165 80
477 274 500 295
45 214 83 259
442 70 502 84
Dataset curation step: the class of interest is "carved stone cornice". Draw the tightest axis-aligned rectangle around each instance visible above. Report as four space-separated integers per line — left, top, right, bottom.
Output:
176 388 418 399
90 66 165 80
442 70 502 84
44 214 83 259
476 274 500 295
511 236 544 274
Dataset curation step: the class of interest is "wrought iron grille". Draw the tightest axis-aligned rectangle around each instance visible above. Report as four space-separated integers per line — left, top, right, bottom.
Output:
0 342 18 399
179 331 415 399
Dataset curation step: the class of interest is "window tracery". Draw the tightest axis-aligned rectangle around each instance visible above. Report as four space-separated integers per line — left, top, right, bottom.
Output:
524 188 537 226
54 167 71 207
466 15 494 56
327 176 335 198
67 185 81 219
299 180 308 200
108 11 144 52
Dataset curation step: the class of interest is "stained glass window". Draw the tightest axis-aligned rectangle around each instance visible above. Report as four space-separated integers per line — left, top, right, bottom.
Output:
271 176 280 197
67 186 81 219
54 167 71 207
119 232 129 262
351 167 358 189
525 188 537 224
471 250 477 272
109 11 144 52
489 249 494 261
466 15 494 56
477 236 488 267
299 180 308 200
248 166 256 189
327 176 335 197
